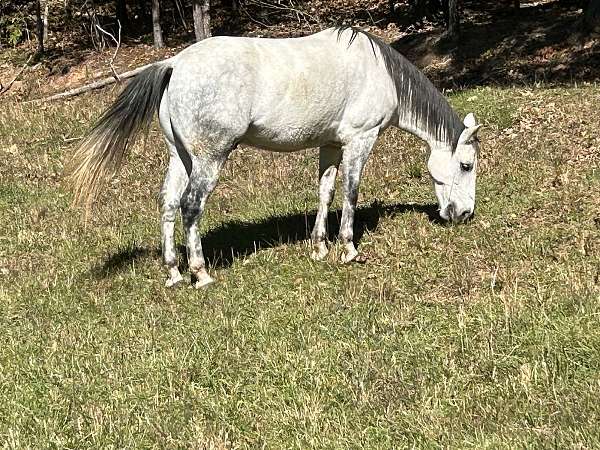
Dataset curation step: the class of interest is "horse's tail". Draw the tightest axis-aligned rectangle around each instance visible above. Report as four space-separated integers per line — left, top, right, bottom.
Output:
67 62 173 208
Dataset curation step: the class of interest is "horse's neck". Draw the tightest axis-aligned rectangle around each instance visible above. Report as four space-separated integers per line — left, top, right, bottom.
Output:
395 116 450 151
396 117 432 144
390 69 462 150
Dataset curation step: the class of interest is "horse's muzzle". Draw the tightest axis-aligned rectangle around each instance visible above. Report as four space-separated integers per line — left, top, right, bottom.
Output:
443 202 473 224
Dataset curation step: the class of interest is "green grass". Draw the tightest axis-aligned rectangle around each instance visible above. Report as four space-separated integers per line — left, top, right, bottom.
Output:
0 84 598 448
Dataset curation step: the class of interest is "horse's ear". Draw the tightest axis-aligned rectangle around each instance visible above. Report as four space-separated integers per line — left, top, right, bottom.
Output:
459 124 482 144
463 113 477 128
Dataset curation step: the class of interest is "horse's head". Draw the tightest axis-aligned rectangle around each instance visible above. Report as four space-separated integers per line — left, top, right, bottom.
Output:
428 113 481 224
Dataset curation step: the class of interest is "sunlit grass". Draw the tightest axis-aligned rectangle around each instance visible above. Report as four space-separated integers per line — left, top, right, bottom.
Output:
0 85 598 447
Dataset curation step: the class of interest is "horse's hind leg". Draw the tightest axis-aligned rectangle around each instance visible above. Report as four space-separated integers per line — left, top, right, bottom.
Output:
161 149 189 287
180 146 232 289
311 145 342 260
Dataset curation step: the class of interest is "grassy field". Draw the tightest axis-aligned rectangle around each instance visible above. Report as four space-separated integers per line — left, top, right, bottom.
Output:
0 83 599 448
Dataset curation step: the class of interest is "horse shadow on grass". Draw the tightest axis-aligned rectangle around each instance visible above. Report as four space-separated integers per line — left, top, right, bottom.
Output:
93 201 440 277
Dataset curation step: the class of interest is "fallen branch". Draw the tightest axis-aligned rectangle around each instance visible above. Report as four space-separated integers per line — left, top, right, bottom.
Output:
0 55 34 95
24 62 154 103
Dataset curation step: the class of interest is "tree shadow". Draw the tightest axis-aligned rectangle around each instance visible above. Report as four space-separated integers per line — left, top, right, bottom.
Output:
93 201 440 278
392 1 599 88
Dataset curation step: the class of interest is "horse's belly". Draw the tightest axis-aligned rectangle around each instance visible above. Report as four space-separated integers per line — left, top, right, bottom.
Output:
242 119 338 151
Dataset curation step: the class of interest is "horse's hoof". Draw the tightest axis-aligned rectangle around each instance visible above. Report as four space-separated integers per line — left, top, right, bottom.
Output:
193 271 215 289
165 273 184 288
311 243 329 261
341 248 359 264
341 241 367 264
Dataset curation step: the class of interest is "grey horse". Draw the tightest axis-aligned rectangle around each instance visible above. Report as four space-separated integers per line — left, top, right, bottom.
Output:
69 27 481 288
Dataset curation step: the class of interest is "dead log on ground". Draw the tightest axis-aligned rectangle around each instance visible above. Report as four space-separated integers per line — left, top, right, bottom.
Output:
24 62 155 103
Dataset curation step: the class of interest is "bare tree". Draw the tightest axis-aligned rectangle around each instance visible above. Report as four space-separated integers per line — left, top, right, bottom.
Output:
446 0 459 39
193 0 211 42
35 0 44 57
43 2 49 43
152 0 164 48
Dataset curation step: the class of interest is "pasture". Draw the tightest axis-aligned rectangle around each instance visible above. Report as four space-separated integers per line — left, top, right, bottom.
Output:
0 84 599 447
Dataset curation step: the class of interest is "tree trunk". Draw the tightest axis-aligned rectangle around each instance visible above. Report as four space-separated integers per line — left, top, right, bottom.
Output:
584 0 600 31
193 0 211 42
116 0 130 30
152 0 164 48
447 0 460 39
43 3 49 43
388 0 395 16
35 0 44 57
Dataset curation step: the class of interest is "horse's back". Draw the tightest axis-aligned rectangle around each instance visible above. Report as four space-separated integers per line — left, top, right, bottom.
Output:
166 29 396 151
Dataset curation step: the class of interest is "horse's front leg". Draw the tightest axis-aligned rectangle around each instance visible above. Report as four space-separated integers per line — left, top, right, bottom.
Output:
180 152 229 288
339 129 379 263
311 145 342 260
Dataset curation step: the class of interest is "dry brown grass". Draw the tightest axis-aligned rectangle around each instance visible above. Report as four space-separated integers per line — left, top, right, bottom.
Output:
0 84 598 447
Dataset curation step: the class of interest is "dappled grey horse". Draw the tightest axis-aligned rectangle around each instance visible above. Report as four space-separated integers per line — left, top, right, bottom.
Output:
69 27 481 288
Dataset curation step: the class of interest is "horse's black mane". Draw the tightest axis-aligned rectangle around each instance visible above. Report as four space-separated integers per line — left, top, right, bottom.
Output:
335 26 464 148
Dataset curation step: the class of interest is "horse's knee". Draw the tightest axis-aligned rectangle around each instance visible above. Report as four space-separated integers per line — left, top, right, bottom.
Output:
161 205 179 222
344 186 358 206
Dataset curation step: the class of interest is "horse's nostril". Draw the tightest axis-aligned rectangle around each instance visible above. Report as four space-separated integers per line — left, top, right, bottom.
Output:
446 202 456 218
458 209 472 222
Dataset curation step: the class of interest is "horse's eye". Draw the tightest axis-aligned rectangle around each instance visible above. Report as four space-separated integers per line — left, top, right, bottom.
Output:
460 162 473 172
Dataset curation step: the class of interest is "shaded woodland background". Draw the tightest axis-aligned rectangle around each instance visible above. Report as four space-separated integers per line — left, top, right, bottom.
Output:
1 0 599 99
